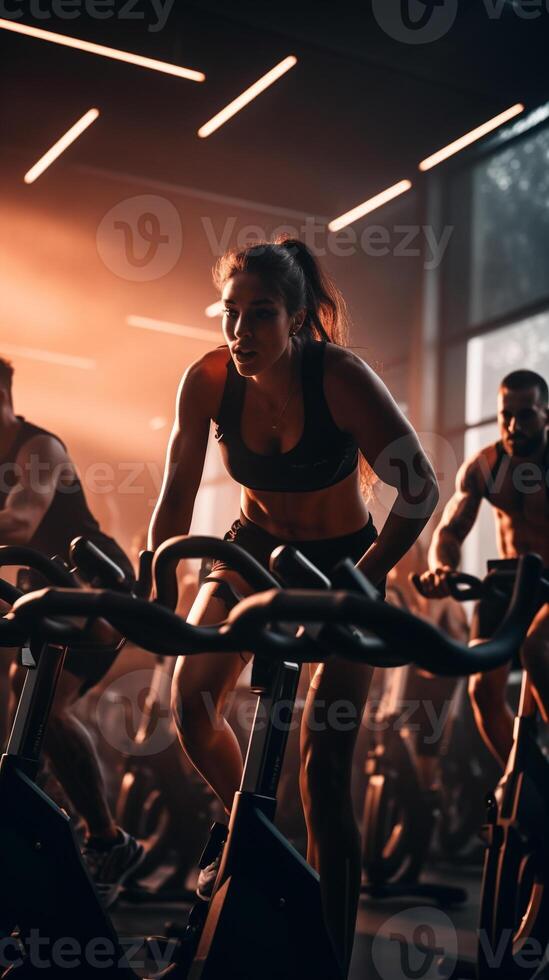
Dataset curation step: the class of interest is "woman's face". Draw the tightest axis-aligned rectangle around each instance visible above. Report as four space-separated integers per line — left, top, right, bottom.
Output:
221 272 297 376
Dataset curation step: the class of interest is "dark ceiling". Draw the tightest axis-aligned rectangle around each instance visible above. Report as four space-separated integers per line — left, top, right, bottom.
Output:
2 0 549 217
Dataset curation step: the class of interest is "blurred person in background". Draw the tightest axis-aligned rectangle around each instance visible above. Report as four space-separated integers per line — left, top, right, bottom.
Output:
0 356 143 905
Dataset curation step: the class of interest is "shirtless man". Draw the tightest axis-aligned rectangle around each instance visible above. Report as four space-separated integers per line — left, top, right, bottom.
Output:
420 369 549 769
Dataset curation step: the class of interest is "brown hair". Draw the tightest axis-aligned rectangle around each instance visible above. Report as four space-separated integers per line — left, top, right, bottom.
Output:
213 237 374 495
0 358 14 403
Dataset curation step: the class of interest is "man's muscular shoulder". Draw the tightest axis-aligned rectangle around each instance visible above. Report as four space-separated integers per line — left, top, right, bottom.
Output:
456 443 499 497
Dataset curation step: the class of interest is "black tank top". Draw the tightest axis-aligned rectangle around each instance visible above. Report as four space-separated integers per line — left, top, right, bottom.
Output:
0 417 125 564
213 339 359 492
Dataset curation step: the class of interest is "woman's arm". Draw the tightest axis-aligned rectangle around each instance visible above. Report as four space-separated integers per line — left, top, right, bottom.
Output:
326 348 439 586
148 357 214 605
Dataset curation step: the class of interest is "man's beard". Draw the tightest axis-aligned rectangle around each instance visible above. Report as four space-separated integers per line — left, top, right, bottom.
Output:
503 429 546 458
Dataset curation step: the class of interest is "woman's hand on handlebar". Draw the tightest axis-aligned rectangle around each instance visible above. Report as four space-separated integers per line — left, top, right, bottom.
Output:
413 566 454 599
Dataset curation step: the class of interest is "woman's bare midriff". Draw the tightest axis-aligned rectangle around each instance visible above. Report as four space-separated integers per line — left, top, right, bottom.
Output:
241 468 370 540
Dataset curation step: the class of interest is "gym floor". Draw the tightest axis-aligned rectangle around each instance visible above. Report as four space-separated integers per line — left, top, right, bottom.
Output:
111 863 482 979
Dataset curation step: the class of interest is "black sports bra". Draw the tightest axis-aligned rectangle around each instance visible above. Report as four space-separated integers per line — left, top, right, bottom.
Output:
213 339 359 493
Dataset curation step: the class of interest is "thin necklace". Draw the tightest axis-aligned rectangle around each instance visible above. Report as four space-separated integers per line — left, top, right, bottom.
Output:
270 343 301 430
270 381 297 431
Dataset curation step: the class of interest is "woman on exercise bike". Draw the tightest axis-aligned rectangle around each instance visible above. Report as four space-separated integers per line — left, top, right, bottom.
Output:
149 237 439 975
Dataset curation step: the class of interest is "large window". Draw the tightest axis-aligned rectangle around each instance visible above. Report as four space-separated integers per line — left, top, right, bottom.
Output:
470 124 549 325
466 312 549 426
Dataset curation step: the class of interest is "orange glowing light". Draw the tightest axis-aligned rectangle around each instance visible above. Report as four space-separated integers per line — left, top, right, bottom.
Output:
419 103 525 171
205 301 224 318
0 342 96 370
24 108 99 184
198 56 297 138
0 18 205 81
127 315 221 343
328 180 412 232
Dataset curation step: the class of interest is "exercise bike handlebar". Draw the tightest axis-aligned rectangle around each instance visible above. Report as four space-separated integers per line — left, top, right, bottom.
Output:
412 561 549 605
152 534 280 606
0 539 146 650
7 553 542 674
153 535 405 666
225 553 541 675
69 537 132 591
270 546 408 668
0 544 79 646
0 544 77 587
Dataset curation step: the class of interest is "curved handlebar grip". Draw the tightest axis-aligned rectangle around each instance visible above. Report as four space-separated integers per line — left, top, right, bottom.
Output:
410 570 484 601
135 550 153 599
153 535 279 608
70 538 130 591
0 546 77 587
9 588 230 657
446 572 484 602
270 546 331 589
0 578 23 606
331 559 381 601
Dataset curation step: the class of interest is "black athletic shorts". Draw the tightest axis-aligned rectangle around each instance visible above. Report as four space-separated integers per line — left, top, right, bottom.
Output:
17 536 135 698
205 510 386 603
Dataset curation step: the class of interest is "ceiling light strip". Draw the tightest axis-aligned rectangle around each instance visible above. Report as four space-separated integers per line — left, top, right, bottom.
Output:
24 107 99 184
0 18 205 81
419 103 525 171
328 180 412 232
127 315 221 343
198 55 297 138
0 342 96 370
